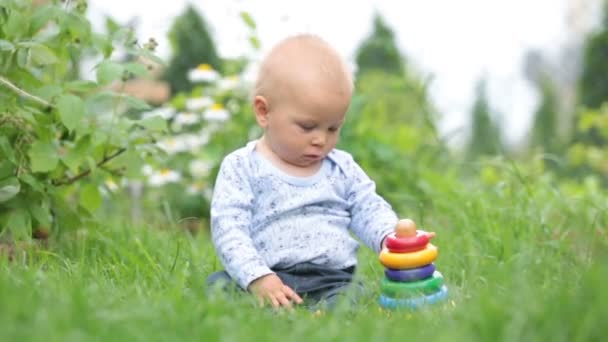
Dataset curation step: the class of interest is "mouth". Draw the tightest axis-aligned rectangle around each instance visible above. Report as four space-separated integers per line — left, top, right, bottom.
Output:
303 154 321 160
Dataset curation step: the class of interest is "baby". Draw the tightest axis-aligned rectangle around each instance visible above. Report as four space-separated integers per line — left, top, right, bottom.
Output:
207 34 398 309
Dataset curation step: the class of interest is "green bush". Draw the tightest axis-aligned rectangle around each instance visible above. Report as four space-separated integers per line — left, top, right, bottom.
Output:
0 0 165 239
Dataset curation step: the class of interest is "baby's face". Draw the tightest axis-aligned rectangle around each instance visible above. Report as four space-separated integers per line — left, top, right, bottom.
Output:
264 87 349 169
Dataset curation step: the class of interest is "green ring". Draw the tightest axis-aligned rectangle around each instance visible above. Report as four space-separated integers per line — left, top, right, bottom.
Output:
381 271 444 298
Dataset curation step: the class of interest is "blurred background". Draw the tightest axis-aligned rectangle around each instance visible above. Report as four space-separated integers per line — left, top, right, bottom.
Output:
87 0 602 147
2 0 607 236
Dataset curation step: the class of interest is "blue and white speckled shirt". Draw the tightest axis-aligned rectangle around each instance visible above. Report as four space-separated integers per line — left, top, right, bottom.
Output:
210 141 398 289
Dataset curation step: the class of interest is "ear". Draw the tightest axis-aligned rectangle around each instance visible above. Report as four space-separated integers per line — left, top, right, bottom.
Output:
253 95 270 128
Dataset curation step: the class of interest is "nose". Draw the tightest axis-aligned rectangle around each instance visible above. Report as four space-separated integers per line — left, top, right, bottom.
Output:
311 132 326 147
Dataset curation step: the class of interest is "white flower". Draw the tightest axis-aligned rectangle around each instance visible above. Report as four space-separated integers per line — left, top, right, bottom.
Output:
189 159 213 178
157 137 189 154
218 75 241 91
142 106 176 120
184 133 209 150
203 103 230 122
188 64 220 83
148 169 181 187
186 181 205 195
185 96 214 111
104 178 119 192
142 164 154 176
174 112 201 126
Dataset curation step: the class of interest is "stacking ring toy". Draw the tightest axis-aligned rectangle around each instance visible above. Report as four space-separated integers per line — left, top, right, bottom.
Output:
379 244 438 269
385 230 434 253
381 271 444 297
378 286 448 310
385 263 436 282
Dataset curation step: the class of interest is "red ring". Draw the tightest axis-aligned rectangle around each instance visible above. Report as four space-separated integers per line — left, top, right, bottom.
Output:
385 230 433 251
387 244 427 253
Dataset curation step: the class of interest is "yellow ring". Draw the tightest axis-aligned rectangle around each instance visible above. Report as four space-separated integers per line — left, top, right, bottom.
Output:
379 244 438 269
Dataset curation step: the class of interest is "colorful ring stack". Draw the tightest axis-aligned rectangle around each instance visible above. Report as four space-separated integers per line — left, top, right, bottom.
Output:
378 221 448 309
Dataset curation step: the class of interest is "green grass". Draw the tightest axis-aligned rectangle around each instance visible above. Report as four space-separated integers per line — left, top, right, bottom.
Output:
1 176 607 341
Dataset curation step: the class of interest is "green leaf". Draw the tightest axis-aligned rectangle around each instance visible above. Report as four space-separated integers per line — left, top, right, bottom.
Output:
29 201 52 227
96 60 124 85
33 85 62 102
61 135 91 173
6 208 32 240
123 95 151 111
51 198 81 232
138 48 166 66
80 183 102 213
28 141 59 173
124 62 149 77
19 174 45 193
0 177 20 203
4 11 27 39
56 94 85 132
31 4 61 33
29 43 59 66
64 80 99 92
249 35 261 50
240 11 257 29
61 11 92 42
0 162 15 180
16 47 29 68
91 32 113 59
86 156 97 174
0 40 15 52
109 149 142 178
0 136 16 163
139 116 167 132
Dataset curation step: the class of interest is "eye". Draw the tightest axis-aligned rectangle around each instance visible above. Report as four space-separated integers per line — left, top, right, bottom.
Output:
298 123 315 131
328 126 340 133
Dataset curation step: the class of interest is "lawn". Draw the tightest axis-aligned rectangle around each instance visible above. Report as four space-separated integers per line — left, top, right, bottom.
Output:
1 176 606 342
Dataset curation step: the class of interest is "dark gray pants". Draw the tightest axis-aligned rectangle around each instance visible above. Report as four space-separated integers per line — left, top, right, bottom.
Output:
207 262 364 309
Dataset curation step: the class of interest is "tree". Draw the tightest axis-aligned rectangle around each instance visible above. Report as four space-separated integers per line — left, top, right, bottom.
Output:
163 5 221 94
576 1 608 145
579 1 608 108
530 77 560 155
354 14 404 78
467 79 502 158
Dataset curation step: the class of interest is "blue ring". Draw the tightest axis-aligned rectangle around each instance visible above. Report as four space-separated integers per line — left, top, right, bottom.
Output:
379 286 448 309
385 263 435 282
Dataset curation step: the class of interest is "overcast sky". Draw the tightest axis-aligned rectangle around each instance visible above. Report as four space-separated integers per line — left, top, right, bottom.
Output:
88 0 601 146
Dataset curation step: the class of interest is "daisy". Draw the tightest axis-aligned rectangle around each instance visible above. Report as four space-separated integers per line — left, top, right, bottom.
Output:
185 96 214 111
148 169 181 187
187 181 205 195
218 75 241 91
203 103 230 122
174 112 201 126
157 137 188 154
142 106 176 120
189 159 213 178
104 178 119 192
187 64 220 83
184 133 209 150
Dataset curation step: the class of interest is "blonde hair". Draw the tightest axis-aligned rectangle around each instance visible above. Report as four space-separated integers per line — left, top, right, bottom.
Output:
253 34 353 106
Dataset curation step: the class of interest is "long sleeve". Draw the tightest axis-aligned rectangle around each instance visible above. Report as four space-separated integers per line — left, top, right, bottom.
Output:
346 157 398 254
210 155 273 289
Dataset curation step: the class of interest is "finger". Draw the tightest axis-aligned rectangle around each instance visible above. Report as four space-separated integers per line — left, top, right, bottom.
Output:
269 296 280 309
275 292 293 309
256 295 265 308
283 286 303 304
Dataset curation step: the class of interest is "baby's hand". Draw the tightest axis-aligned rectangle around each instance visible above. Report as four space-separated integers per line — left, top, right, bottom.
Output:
248 273 303 309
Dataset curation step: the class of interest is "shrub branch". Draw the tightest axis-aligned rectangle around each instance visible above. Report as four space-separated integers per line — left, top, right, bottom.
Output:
53 148 127 186
0 76 53 109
